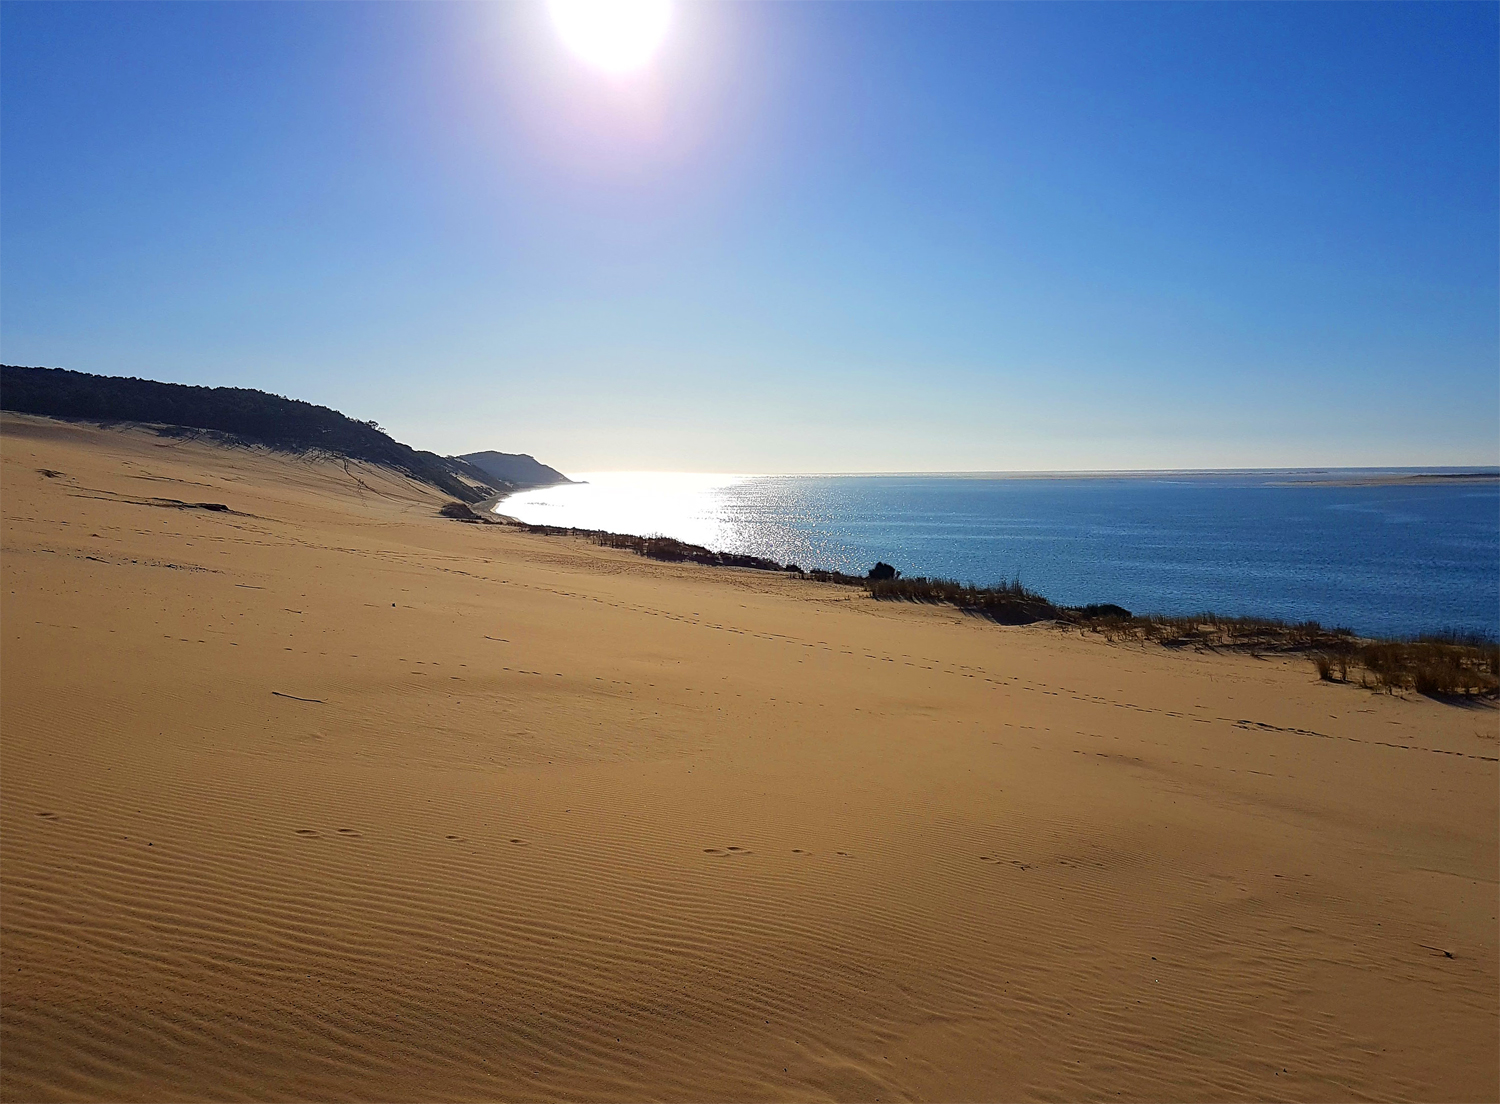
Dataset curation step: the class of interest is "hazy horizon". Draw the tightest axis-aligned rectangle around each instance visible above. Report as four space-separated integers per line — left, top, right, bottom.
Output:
536 465 1500 479
3 2 1496 472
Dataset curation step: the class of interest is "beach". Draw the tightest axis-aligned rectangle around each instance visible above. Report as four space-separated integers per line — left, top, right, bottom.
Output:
2 412 1496 1101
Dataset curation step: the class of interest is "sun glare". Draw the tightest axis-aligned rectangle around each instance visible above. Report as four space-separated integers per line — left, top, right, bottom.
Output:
548 0 672 75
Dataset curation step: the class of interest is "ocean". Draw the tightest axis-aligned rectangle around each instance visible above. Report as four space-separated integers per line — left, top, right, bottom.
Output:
496 470 1500 640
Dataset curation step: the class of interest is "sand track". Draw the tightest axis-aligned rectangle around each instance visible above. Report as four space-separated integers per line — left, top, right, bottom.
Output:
2 414 1496 1101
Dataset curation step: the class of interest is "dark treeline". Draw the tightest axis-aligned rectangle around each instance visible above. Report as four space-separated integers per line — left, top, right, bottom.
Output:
2 365 498 503
459 450 571 489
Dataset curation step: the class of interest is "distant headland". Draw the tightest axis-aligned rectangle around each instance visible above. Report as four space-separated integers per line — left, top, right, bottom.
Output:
458 451 572 489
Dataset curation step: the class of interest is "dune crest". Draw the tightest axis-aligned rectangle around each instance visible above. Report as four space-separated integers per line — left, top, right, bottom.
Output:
2 413 1496 1102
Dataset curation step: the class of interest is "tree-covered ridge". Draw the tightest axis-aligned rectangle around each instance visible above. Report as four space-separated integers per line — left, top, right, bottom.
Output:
458 450 571 488
1 365 497 503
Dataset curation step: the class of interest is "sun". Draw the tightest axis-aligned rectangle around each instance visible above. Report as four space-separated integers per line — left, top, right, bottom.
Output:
548 0 672 75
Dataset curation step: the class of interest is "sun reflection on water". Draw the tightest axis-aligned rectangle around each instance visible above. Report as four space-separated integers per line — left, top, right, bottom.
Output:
498 472 749 551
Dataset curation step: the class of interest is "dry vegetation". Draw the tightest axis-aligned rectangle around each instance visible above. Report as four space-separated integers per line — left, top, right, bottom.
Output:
847 575 1497 701
1315 637 1500 697
1069 613 1498 698
865 574 1057 625
483 516 1500 702
835 575 1496 701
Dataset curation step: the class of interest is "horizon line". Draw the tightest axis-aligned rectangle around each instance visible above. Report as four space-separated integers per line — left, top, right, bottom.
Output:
549 465 1500 479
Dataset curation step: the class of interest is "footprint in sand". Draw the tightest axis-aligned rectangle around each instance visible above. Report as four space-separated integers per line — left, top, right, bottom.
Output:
36 811 58 820
336 828 361 837
445 835 466 842
294 829 318 836
791 848 808 854
509 838 525 844
980 855 1031 870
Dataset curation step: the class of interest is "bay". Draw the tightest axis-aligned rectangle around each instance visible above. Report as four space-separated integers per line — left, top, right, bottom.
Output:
497 470 1500 640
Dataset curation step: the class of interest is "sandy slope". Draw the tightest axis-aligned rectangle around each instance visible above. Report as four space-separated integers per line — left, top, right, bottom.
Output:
2 413 1495 1103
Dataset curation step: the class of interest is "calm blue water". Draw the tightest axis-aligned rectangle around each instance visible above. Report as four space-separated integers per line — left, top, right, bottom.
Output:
499 471 1500 639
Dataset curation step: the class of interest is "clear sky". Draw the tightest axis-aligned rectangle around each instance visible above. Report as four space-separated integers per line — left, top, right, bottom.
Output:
3 1 1496 473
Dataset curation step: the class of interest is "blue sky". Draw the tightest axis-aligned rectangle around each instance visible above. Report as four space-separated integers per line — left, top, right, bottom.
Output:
3 1 1496 473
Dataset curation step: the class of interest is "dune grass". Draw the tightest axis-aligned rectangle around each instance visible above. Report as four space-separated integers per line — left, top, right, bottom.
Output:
864 574 1057 625
1077 612 1498 698
865 581 1498 698
1327 639 1500 697
498 517 1498 701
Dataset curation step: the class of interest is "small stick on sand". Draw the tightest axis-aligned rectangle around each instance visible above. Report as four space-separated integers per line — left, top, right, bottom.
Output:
271 691 325 704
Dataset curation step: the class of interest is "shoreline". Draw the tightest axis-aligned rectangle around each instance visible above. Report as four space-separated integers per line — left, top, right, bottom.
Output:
506 466 1500 481
482 493 1500 684
488 476 1498 644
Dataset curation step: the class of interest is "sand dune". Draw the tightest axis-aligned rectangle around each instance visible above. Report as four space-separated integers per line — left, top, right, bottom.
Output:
2 413 1495 1102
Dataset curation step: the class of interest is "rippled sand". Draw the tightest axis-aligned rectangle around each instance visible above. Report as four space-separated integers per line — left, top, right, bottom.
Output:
3 413 1496 1102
